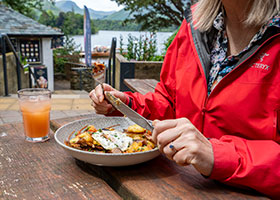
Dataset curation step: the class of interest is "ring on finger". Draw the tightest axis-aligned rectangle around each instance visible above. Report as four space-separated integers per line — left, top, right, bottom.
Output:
162 143 177 160
169 143 177 153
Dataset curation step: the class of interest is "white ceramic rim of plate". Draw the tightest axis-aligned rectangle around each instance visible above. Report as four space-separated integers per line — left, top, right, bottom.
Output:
54 117 159 156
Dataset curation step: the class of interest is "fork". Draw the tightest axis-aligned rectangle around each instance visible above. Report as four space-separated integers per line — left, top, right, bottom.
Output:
94 78 106 98
100 83 106 98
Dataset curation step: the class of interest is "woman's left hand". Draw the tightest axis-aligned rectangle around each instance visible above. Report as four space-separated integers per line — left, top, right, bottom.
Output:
152 118 214 176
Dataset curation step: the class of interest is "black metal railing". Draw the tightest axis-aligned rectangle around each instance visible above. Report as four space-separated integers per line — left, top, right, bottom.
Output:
0 33 38 96
107 37 117 87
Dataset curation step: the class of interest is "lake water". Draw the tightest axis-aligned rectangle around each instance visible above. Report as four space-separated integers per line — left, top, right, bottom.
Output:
71 30 173 55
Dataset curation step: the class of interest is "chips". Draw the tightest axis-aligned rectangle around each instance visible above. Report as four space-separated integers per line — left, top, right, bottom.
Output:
65 124 156 153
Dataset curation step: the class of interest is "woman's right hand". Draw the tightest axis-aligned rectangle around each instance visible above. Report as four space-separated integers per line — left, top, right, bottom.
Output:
89 84 127 115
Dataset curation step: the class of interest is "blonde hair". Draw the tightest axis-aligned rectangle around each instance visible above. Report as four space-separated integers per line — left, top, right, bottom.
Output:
193 0 280 32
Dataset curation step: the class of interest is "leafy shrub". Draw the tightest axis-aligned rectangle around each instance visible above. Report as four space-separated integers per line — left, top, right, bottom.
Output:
53 36 80 74
164 28 179 53
120 33 164 61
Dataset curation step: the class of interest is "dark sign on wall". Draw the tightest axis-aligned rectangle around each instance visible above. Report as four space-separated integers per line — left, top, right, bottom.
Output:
20 39 41 63
33 65 48 88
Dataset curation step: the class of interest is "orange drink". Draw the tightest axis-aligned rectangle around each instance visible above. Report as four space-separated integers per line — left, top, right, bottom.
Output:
18 88 51 142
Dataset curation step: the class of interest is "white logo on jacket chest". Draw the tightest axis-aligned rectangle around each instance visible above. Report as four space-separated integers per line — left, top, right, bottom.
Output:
250 53 270 71
258 53 269 62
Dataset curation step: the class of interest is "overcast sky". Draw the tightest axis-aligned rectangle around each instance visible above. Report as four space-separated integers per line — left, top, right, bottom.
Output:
58 0 124 11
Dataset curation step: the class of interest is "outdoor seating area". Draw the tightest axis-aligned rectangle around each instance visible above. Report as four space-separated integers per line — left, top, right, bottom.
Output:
0 77 270 199
0 0 279 199
1 116 268 199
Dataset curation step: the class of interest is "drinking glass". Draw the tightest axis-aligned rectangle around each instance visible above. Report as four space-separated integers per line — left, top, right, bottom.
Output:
18 88 51 142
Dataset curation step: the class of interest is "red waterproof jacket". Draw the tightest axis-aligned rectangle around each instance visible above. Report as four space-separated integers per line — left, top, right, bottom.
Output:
123 11 280 198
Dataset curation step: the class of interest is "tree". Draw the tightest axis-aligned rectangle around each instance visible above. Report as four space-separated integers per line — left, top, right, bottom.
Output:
2 0 54 19
38 10 56 27
56 12 66 27
38 11 97 36
112 0 194 31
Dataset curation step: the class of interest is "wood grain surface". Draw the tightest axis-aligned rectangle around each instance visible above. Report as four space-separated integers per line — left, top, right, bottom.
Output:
0 122 121 200
124 79 159 94
51 116 269 200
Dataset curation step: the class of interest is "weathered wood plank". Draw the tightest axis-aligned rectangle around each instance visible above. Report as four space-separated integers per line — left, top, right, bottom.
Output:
87 157 268 200
124 79 158 94
143 79 158 89
0 122 121 200
51 116 269 200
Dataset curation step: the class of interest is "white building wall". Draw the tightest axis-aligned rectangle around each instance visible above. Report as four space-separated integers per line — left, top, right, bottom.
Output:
42 38 54 91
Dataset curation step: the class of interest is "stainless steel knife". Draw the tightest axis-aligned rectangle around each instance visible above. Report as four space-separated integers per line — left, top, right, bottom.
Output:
105 92 154 131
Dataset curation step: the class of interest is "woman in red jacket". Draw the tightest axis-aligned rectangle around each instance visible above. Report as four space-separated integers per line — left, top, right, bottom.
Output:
90 0 280 198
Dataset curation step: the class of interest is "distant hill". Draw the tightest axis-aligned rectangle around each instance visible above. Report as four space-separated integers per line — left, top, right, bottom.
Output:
104 9 131 21
55 0 83 14
34 0 175 32
43 0 60 15
55 0 116 19
33 0 60 19
34 0 129 21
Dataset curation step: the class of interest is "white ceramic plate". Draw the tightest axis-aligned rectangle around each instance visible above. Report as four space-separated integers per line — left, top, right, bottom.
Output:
54 117 160 166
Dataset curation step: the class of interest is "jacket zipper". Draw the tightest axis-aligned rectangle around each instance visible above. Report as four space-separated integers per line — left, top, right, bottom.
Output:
198 32 280 134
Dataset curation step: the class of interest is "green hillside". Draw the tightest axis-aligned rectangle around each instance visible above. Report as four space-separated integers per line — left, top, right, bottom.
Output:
55 0 83 14
33 0 117 20
55 0 115 19
34 0 175 32
104 9 131 21
43 0 60 15
33 0 59 19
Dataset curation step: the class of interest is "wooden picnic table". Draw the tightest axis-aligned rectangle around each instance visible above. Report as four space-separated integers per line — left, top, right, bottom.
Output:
51 115 267 200
0 115 269 199
124 79 159 94
0 120 121 200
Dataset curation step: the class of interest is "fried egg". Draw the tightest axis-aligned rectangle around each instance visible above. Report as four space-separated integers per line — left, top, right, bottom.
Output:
91 130 133 152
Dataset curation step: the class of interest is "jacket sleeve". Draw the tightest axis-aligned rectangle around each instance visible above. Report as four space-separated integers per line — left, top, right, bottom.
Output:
124 80 176 120
122 21 189 120
209 136 280 198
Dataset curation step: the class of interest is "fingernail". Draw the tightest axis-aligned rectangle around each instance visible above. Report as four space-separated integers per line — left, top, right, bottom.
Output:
152 120 159 126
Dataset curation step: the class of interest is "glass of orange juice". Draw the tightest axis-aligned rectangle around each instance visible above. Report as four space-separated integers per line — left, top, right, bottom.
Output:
18 88 51 142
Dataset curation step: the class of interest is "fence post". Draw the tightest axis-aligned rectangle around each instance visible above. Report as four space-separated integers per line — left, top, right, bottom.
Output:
16 53 21 90
3 34 22 91
1 34 9 96
112 37 116 88
107 37 117 86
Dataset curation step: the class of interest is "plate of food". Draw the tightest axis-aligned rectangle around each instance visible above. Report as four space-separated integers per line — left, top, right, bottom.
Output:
54 117 160 166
